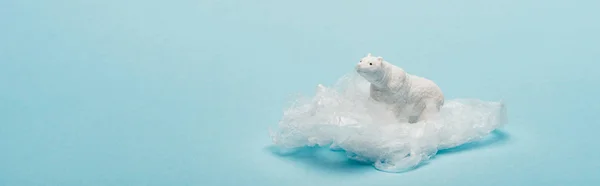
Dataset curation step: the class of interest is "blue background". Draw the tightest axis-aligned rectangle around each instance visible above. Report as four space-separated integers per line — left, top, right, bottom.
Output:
1 0 599 185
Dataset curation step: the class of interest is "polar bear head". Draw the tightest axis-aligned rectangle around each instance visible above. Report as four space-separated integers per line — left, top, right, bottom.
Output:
356 53 385 82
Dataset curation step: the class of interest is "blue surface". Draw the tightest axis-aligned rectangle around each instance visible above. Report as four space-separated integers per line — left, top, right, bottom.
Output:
1 0 599 185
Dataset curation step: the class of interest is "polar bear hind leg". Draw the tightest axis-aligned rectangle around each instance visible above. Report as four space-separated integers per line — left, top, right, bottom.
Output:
408 116 419 123
417 100 441 122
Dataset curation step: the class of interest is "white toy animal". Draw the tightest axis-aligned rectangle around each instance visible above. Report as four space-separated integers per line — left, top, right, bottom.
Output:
356 53 444 123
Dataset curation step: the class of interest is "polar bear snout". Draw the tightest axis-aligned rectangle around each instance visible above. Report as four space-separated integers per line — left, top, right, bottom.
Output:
355 63 368 73
355 65 369 76
356 62 374 73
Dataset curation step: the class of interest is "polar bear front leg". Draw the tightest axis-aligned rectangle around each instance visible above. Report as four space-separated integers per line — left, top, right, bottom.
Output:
392 106 410 123
417 100 441 122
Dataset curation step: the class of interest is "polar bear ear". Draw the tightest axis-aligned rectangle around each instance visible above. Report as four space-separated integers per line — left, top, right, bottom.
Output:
367 53 372 57
377 56 383 62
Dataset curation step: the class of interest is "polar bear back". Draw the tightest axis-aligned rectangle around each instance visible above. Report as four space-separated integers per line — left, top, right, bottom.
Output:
404 74 444 108
373 62 443 105
370 62 445 118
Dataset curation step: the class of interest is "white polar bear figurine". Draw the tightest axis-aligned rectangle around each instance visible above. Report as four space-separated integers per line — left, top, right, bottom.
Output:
356 53 444 123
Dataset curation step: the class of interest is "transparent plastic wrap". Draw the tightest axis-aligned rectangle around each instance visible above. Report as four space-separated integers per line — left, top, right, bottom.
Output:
269 72 507 173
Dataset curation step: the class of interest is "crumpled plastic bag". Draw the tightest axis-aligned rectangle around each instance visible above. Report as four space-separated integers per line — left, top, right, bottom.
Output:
269 72 507 172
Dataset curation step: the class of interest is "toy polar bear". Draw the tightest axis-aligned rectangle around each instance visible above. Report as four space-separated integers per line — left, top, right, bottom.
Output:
356 53 444 123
